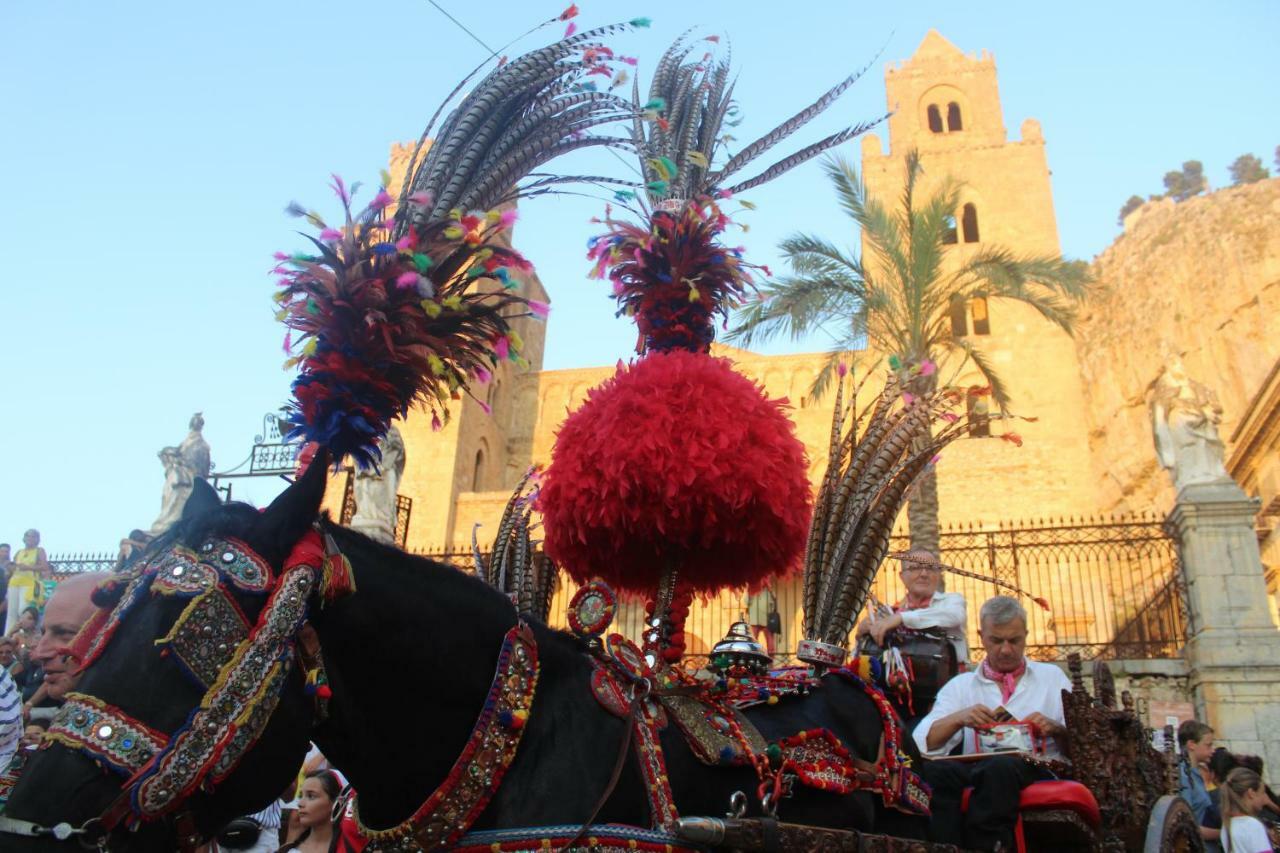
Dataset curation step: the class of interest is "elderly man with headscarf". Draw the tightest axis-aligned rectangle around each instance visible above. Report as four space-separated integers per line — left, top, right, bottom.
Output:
913 595 1072 851
856 548 969 666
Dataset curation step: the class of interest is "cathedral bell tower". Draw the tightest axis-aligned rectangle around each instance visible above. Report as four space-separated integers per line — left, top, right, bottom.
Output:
858 30 1097 527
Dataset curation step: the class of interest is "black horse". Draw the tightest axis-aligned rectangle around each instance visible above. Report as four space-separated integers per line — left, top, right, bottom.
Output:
5 463 930 850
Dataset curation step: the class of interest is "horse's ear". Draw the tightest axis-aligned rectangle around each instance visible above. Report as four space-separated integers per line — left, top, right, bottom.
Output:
259 448 330 552
184 478 223 521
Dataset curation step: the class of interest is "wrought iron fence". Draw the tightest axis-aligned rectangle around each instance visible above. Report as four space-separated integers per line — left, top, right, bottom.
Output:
414 512 1186 664
49 553 119 576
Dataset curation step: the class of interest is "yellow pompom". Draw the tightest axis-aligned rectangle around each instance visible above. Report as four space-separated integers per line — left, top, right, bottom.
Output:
507 329 524 351
443 226 464 240
442 295 463 311
421 300 442 318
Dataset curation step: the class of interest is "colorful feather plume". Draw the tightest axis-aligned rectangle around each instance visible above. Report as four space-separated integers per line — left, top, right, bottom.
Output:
474 468 558 622
538 350 811 595
588 196 766 353
277 18 644 467
588 35 882 352
802 372 970 648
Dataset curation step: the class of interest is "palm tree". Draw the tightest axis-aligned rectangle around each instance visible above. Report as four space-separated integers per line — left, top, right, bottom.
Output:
729 150 1089 555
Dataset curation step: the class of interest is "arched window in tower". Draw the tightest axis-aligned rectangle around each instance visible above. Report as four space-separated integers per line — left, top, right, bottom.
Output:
926 104 944 134
472 447 486 491
961 203 980 243
970 295 990 335
966 395 991 438
949 295 968 337
947 102 963 131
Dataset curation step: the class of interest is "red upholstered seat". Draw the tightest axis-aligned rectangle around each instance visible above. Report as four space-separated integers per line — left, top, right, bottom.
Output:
960 780 1100 827
1017 780 1101 827
960 779 1101 853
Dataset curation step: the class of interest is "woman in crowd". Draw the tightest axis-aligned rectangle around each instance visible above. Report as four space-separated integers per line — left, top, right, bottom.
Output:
6 607 39 655
1219 767 1276 853
6 531 49 633
277 770 358 853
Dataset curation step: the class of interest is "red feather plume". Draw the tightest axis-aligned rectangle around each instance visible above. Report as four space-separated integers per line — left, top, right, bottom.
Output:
538 350 811 595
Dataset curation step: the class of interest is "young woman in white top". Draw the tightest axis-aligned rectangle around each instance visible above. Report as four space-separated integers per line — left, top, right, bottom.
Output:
1220 768 1277 853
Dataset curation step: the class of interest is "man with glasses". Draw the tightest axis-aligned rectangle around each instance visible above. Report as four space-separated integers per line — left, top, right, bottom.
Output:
856 549 969 667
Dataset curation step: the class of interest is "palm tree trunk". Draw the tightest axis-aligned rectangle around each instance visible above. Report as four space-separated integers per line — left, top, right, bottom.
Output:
905 366 941 559
907 464 940 556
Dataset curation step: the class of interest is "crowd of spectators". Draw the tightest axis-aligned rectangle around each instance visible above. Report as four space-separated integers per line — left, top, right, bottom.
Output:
1178 719 1280 851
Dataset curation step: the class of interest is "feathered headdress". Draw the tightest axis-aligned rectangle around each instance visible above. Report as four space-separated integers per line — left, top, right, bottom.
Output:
588 35 883 354
540 37 880 663
800 369 969 660
276 13 645 468
474 468 558 623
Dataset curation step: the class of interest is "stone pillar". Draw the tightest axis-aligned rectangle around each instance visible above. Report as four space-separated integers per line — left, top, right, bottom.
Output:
1166 480 1280 772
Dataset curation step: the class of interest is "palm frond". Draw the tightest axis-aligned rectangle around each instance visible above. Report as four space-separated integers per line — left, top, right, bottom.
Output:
948 337 1011 411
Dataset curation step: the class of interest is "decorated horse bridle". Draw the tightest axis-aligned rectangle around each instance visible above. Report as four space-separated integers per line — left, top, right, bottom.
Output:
0 531 350 850
0 530 551 853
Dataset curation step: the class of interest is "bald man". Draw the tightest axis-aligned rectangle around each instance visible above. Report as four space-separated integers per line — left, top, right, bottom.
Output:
24 573 109 718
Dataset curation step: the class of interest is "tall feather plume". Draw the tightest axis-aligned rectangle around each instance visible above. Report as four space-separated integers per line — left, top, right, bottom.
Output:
277 18 643 467
479 468 557 621
802 373 969 649
589 34 881 355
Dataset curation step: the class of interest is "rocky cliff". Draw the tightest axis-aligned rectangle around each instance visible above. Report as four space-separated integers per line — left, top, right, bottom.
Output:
1077 178 1280 513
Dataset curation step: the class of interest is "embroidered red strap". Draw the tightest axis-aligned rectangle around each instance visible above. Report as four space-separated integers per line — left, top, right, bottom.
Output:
354 622 539 852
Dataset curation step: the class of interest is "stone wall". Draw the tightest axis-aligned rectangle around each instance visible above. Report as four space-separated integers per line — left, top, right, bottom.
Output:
1076 179 1280 514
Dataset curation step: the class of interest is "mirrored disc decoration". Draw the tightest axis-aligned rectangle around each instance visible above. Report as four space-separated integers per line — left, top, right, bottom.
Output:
568 579 617 640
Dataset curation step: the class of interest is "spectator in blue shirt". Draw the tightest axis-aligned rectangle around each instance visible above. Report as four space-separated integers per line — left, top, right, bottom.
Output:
1179 719 1223 849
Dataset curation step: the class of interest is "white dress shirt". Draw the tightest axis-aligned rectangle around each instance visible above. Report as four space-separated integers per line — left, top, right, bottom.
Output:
912 658 1072 758
898 591 970 664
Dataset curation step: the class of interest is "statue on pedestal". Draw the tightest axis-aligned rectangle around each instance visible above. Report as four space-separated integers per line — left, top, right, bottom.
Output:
1148 359 1232 491
351 424 406 545
151 413 213 534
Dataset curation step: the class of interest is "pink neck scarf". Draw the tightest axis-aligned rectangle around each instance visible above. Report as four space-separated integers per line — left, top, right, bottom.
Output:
981 658 1027 703
898 593 933 611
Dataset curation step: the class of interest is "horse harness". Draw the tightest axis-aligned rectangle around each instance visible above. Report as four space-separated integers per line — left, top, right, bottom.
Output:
0 531 347 850
0 532 929 852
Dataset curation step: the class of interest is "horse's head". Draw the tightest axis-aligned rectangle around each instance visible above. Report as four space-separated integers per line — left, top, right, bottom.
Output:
3 457 329 851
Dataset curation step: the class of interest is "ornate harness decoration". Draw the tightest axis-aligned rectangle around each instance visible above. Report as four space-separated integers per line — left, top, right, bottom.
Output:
24 533 331 845
354 621 540 852
46 693 169 777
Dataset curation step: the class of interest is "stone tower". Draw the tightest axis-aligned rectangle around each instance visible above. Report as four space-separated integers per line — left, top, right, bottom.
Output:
859 31 1098 527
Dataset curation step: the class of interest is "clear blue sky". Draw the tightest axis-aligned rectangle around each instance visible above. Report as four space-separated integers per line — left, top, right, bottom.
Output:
2 1 1276 553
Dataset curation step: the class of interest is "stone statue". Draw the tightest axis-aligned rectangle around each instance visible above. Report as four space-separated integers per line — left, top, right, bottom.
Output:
151 412 213 534
1148 359 1232 492
179 412 212 479
351 425 406 545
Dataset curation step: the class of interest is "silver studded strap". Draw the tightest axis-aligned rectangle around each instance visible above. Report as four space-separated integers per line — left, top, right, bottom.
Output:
130 564 316 818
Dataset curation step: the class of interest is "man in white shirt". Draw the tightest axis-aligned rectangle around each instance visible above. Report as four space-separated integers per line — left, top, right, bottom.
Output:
856 549 969 665
913 595 1072 851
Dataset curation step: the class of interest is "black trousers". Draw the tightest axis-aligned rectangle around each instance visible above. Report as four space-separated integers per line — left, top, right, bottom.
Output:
919 756 1055 851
